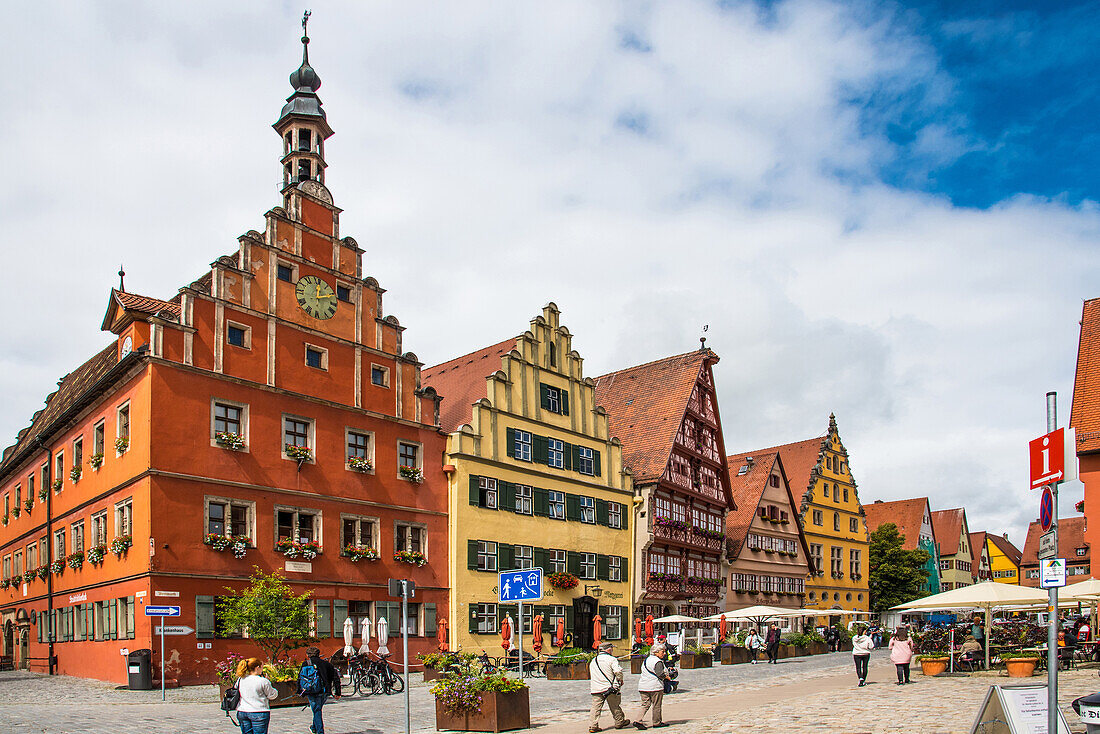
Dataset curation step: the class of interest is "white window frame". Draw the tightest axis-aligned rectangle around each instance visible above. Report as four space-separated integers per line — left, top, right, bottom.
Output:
281 414 315 462
477 541 498 572
92 420 105 459
395 521 427 556
579 552 597 580
304 343 329 371
397 440 423 477
550 549 566 573
211 398 249 449
608 502 622 529
114 498 132 537
369 363 390 388
609 555 622 582
225 320 252 349
577 446 594 475
345 428 374 472
579 496 596 524
275 505 323 546
514 430 533 462
116 401 131 453
478 477 498 509
476 603 497 633
514 484 532 515
546 386 561 414
91 512 108 546
548 490 566 520
205 496 256 541
547 438 564 469
514 544 533 570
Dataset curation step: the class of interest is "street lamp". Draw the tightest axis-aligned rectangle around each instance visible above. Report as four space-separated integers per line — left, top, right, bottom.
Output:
585 584 603 598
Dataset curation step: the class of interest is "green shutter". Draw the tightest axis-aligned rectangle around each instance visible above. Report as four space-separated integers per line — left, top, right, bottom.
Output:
499 604 518 628
470 475 480 506
562 442 573 470
468 540 479 570
566 494 581 521
594 450 602 477
498 543 514 571
561 390 569 416
334 600 349 636
316 600 331 637
567 551 581 576
533 486 549 517
597 554 610 581
571 444 581 471
500 482 516 512
506 428 515 458
196 595 215 639
425 603 437 636
534 435 549 464
595 498 609 526
620 556 628 578
469 605 479 633
565 605 575 636
533 547 548 573
540 383 550 410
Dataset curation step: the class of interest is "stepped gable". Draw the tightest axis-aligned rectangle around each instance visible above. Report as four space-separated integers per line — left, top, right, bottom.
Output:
593 349 713 484
863 498 929 550
931 508 966 555
724 450 779 556
986 532 1022 566
0 343 120 474
422 337 519 433
1072 297 1100 453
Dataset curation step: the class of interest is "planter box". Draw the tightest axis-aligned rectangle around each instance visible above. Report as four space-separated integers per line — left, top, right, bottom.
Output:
435 688 530 733
679 652 712 669
1005 658 1039 678
776 644 792 659
219 680 304 709
424 668 443 683
630 656 644 675
721 646 751 665
919 658 949 677
839 641 853 652
790 646 808 658
809 642 828 655
545 661 589 680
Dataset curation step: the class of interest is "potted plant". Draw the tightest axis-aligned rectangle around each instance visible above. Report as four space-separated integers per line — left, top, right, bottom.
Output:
917 653 950 677
216 431 247 450
418 651 476 682
782 633 808 657
276 538 322 560
89 453 105 470
70 466 82 482
110 535 132 556
430 660 530 732
35 566 48 581
547 572 579 590
285 444 313 464
50 559 65 575
205 534 249 558
545 648 594 680
342 544 379 562
11 506 19 519
86 545 108 565
0 579 8 590
66 551 85 570
680 645 713 669
394 550 427 566
23 498 32 512
347 455 372 473
630 645 650 674
51 478 62 492
22 570 35 584
115 436 129 453
1004 649 1041 678
38 486 47 501
720 643 751 665
399 465 424 483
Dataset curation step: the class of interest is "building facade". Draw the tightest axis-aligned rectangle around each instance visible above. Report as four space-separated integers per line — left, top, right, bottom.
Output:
985 533 1022 584
1070 297 1100 567
971 532 992 582
723 452 811 611
1021 516 1090 586
0 29 449 682
424 305 634 654
931 509 974 591
594 349 735 622
863 498 940 595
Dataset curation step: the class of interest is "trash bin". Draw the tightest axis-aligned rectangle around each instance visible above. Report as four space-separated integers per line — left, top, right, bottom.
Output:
127 649 153 690
1073 691 1100 733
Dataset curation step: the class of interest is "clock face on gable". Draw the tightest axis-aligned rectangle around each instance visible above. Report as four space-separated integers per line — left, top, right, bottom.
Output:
295 275 337 320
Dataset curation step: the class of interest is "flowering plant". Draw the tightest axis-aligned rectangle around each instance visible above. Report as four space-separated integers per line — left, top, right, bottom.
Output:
276 538 322 560
394 550 427 566
50 559 65 575
51 479 62 492
399 465 423 483
216 432 246 451
285 444 313 463
87 545 108 565
110 535 132 555
647 572 686 583
22 570 35 584
205 534 249 558
11 506 19 518
36 566 48 580
205 533 232 551
688 575 722 585
23 498 32 512
347 455 373 472
547 571 579 590
653 516 689 531
343 544 379 562
692 526 725 540
115 437 129 453
0 512 7 526
0 579 8 590
214 652 245 684
38 486 47 501
89 453 105 470
66 551 85 570
429 658 527 717
70 466 82 482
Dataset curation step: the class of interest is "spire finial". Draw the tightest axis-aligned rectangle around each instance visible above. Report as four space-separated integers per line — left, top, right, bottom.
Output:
301 10 311 61
118 264 126 293
699 324 709 351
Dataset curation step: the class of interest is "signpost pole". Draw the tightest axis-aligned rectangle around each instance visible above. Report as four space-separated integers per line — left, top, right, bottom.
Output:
1046 391 1058 734
160 614 165 702
402 581 410 734
518 601 523 679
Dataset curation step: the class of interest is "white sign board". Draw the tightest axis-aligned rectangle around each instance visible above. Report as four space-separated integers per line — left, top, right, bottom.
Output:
1038 531 1057 560
285 561 313 573
1040 559 1066 589
1064 427 1078 483
155 591 180 598
154 625 195 636
970 684 1071 734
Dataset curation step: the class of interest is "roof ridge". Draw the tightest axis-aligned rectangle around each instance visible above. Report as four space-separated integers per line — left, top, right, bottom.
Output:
731 435 827 458
594 349 709 381
423 335 520 373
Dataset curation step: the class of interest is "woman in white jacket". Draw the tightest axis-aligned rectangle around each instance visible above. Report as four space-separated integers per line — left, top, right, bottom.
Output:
745 628 765 664
851 626 875 686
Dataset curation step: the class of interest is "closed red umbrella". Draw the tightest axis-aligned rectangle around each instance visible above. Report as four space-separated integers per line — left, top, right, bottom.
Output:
555 617 566 648
719 614 727 643
634 618 643 645
592 614 603 649
437 616 449 652
500 615 513 652
645 614 654 646
533 614 544 653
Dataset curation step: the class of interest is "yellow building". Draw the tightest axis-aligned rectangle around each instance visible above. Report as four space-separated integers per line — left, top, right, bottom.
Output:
985 532 1022 585
423 304 634 655
756 414 870 613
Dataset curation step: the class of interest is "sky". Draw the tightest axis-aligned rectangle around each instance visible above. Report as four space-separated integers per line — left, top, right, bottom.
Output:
3 0 1099 550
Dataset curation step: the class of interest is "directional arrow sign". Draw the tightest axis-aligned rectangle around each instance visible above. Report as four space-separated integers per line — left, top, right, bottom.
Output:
154 625 195 636
144 605 181 617
1040 558 1066 589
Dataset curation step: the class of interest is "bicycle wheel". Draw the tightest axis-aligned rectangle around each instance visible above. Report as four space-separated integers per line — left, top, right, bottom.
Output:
353 670 372 696
385 670 405 695
368 672 383 695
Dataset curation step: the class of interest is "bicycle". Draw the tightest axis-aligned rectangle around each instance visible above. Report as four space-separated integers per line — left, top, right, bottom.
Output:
344 653 381 697
366 653 404 695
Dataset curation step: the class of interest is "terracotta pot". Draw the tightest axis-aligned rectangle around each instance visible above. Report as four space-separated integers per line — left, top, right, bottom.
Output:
679 652 712 669
1005 658 1039 678
919 658 949 677
545 661 590 680
721 646 751 665
219 680 305 708
435 688 531 732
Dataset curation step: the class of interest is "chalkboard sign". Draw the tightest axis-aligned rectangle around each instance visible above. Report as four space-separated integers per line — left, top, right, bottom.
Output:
969 684 1071 734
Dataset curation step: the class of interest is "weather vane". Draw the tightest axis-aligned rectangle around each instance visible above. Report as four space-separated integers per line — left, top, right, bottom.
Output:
302 9 311 35
700 324 708 350
118 264 126 293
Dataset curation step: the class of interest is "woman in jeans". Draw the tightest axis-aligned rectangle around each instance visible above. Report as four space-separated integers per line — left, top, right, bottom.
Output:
235 657 279 734
851 625 875 686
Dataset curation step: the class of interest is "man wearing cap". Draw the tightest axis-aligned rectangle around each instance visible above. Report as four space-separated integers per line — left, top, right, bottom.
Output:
589 641 631 732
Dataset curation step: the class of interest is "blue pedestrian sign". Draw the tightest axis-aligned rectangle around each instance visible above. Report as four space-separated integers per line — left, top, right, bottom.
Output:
144 605 181 617
498 568 543 602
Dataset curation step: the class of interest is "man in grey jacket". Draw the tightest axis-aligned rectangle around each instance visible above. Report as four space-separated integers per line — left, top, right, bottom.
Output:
589 641 631 732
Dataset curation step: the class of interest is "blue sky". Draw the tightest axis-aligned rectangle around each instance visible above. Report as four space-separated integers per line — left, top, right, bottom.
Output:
3 0 1099 548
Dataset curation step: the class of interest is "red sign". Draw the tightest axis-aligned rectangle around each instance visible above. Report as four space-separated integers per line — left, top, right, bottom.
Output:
1040 487 1054 531
1030 428 1065 489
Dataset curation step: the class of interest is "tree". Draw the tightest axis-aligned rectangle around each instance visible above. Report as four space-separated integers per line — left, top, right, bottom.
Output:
868 523 930 613
216 569 314 663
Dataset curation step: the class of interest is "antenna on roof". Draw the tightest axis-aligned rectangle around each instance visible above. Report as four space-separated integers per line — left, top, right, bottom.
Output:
700 324 708 350
118 264 126 293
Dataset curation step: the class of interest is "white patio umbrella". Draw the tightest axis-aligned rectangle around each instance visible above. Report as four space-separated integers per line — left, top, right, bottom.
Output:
651 614 699 653
1060 578 1100 601
376 616 390 656
358 616 372 655
893 581 1049 670
342 616 355 656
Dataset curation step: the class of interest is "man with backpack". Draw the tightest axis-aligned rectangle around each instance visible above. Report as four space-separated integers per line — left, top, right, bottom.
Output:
298 647 341 734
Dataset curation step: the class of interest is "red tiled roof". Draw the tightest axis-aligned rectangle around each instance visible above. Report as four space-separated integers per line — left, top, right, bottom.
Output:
931 508 967 556
969 531 987 566
101 289 182 331
756 436 827 501
863 498 931 551
0 343 121 475
986 532 1023 566
422 337 519 433
724 451 779 554
1072 298 1100 453
1021 516 1088 567
593 350 713 485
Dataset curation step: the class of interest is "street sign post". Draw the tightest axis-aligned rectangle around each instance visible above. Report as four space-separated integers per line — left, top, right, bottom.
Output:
498 568 543 680
1039 530 1057 560
388 580 413 734
1030 428 1065 489
1040 488 1054 532
145 605 181 700
1041 559 1066 588
1037 393 1062 734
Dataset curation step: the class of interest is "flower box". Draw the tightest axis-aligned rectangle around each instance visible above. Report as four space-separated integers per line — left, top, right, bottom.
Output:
115 437 129 453
215 432 246 451
547 572 578 590
23 499 32 512
679 652 712 669
399 465 424 483
205 534 249 558
347 455 373 473
51 479 62 492
89 453 105 470
35 567 48 581
394 550 426 566
545 661 589 680
38 487 47 501
343 545 379 562
70 467 82 482
721 646 751 665
218 681 305 709
285 444 313 463
11 507 19 518
434 688 530 733
110 535 132 556
423 668 444 683
808 641 828 655
49 560 64 575
66 551 84 570
276 538 322 560
86 545 108 565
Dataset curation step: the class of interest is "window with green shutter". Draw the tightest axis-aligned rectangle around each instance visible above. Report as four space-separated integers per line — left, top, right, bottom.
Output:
499 482 516 512
469 605 480 634
533 435 549 464
469 475 480 506
565 494 581 521
316 600 331 637
595 499 609 526
196 595 215 639
532 547 549 573
334 600 349 636
506 428 515 458
425 603 437 637
540 383 551 411
566 551 581 576
596 554 610 581
533 486 550 517
561 390 569 416
498 543 514 571
467 539 479 570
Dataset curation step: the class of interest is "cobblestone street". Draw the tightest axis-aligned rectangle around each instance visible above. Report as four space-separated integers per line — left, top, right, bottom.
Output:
0 652 1097 733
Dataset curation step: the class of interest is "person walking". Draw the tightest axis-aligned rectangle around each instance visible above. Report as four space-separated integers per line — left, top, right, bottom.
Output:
765 622 782 664
888 627 915 685
852 625 875 686
589 641 631 732
235 657 278 734
745 628 765 664
634 642 671 730
299 646 342 734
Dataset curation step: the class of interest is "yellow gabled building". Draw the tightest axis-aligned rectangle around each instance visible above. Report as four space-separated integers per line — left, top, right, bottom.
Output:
423 304 634 655
985 532 1022 585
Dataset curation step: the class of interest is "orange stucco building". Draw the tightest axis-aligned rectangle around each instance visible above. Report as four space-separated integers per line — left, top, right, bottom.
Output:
0 28 447 684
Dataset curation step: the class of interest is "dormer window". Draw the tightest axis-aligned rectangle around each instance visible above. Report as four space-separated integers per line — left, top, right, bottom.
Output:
299 129 312 152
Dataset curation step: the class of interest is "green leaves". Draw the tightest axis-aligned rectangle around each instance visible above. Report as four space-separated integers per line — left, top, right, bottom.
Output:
216 568 314 663
868 523 931 612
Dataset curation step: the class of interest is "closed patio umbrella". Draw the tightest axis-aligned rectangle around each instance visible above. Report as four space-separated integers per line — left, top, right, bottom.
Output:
555 617 566 648
376 616 390 657
501 614 514 652
645 614 654 646
358 616 372 655
592 614 603 649
533 614 544 653
635 618 643 645
342 616 355 656
437 616 449 652
719 614 728 643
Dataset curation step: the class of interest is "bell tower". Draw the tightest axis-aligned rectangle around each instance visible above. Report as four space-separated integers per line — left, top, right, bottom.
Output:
275 11 334 194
